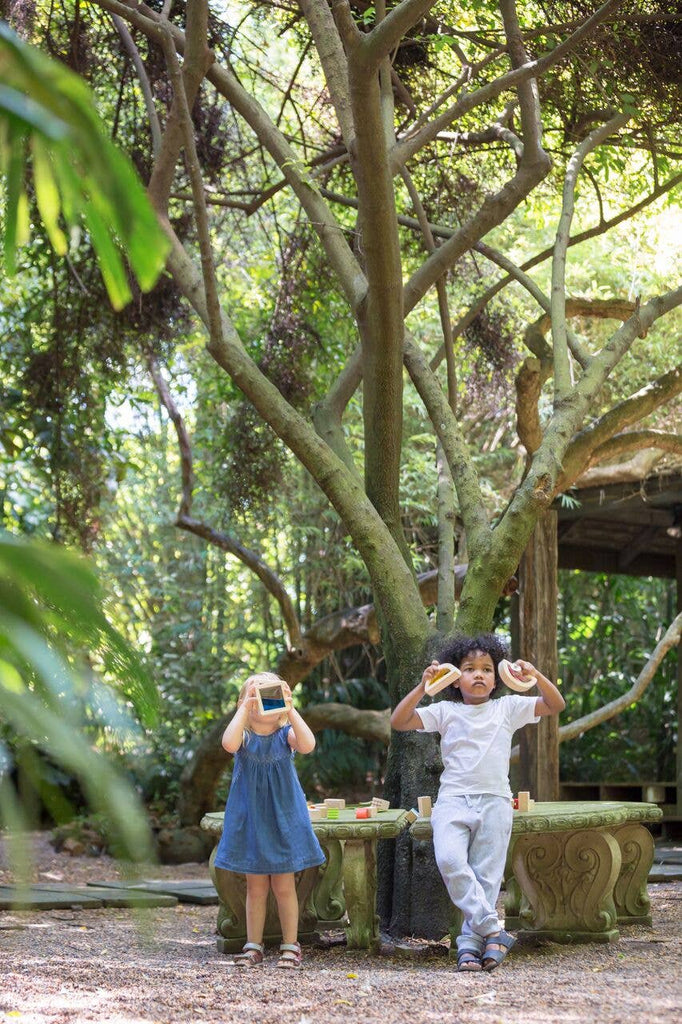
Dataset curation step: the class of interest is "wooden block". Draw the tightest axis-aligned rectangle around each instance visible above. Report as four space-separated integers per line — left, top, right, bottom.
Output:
417 796 432 818
309 807 324 821
424 663 461 696
404 809 418 824
517 791 531 813
324 798 346 809
371 798 390 811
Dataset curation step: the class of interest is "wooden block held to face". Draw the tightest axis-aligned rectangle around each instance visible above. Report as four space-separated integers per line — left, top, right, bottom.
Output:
498 660 535 692
424 663 462 696
417 795 432 817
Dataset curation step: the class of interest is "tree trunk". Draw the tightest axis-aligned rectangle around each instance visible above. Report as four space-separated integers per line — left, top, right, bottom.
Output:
512 510 560 799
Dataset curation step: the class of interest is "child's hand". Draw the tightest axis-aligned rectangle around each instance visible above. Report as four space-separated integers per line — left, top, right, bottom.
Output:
281 681 294 713
241 681 260 714
420 661 441 691
514 659 538 680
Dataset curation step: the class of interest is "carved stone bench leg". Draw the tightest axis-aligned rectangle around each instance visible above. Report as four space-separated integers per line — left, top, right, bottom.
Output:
341 838 380 950
611 822 655 927
509 828 621 943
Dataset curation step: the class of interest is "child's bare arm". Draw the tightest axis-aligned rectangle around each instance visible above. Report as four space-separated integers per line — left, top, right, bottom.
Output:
516 660 566 717
283 683 316 753
222 683 257 752
390 662 439 731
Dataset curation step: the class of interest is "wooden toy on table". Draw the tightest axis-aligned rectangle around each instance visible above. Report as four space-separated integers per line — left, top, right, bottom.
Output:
326 807 340 820
371 798 390 811
516 791 535 813
404 808 418 824
498 659 535 692
324 798 346 809
309 806 324 821
355 806 378 819
424 663 462 696
417 796 432 818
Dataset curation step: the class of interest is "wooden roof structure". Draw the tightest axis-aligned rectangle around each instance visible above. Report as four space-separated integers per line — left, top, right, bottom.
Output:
556 470 682 579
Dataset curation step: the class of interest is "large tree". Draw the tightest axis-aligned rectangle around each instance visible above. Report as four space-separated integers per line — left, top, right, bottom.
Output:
9 0 682 935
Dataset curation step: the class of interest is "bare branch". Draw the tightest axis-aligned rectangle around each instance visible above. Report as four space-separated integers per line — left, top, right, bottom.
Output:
551 113 630 400
148 357 304 650
403 335 491 556
298 0 355 150
395 0 622 166
111 13 162 157
359 0 438 68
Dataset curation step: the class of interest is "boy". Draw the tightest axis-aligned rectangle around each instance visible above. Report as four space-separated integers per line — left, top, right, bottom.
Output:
391 633 565 971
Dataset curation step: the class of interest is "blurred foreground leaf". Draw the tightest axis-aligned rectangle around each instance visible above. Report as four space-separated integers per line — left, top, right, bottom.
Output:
0 532 159 864
0 20 169 309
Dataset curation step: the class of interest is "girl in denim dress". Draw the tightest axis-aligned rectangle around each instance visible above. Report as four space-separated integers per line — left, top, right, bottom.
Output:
214 672 324 969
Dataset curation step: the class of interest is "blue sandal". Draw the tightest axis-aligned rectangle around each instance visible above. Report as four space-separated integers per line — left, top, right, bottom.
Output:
457 948 482 972
482 929 515 971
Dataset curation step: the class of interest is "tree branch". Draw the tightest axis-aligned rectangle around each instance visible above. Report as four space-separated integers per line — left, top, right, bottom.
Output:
557 363 682 489
551 112 630 401
394 0 622 166
148 356 304 650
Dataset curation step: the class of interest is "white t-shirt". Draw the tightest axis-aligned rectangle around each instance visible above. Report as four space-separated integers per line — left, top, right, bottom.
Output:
416 695 540 800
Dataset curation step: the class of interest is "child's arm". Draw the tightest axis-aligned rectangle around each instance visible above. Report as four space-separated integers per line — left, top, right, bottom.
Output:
390 661 440 731
222 683 257 753
283 683 317 754
515 660 566 717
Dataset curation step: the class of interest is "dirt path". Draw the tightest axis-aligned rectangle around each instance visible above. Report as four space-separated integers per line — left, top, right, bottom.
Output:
1 833 680 1024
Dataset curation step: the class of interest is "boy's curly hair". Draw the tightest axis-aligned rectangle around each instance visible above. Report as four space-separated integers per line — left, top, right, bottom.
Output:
437 633 510 701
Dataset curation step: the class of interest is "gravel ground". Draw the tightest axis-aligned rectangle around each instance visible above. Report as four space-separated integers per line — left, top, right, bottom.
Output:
1 833 680 1024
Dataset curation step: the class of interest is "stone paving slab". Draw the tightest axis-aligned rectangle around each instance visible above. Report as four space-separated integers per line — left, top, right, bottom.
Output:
648 863 682 882
86 879 218 905
29 884 178 908
0 886 103 910
653 845 682 865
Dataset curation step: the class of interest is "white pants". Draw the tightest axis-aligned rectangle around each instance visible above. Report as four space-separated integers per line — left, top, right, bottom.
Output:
432 794 513 952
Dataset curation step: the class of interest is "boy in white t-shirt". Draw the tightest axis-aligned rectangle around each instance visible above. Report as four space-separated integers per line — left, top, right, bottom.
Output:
391 634 565 972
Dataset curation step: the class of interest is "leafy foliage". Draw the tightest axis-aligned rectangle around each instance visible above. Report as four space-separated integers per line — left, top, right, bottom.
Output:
0 21 168 308
558 570 677 782
0 533 158 859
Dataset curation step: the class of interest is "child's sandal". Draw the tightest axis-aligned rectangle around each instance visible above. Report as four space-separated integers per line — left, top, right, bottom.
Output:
232 942 264 967
276 941 302 969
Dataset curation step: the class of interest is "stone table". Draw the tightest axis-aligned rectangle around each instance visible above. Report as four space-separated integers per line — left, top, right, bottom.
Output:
201 808 411 952
410 800 663 945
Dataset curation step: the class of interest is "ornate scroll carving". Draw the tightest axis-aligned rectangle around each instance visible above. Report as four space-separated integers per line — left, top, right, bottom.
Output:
510 828 621 942
612 822 655 925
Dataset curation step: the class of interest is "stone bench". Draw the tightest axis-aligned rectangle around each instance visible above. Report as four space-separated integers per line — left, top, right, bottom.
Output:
200 808 410 952
410 800 663 944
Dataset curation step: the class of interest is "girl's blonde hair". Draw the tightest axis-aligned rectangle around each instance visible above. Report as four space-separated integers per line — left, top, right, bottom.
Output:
239 672 289 728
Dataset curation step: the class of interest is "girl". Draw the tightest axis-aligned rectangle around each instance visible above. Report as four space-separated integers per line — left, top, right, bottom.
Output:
213 672 325 969
391 634 565 973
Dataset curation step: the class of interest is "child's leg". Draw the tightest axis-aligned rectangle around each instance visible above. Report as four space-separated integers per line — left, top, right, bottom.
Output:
245 873 270 944
270 872 298 945
468 795 513 924
432 796 501 947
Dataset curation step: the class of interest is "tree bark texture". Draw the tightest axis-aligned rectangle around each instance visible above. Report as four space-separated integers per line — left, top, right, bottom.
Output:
512 510 560 800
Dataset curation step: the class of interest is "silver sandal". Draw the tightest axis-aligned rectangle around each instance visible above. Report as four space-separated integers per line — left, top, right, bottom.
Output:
276 941 302 969
232 941 264 967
